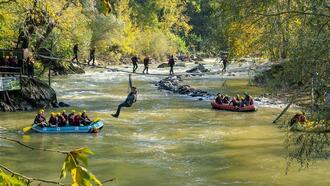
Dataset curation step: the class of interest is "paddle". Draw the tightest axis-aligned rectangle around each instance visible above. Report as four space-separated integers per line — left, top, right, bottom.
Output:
22 125 32 133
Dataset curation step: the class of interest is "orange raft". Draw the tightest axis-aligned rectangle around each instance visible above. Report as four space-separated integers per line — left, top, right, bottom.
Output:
211 101 258 112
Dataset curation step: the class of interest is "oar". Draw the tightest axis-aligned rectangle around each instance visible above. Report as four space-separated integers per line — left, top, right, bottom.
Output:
22 126 32 133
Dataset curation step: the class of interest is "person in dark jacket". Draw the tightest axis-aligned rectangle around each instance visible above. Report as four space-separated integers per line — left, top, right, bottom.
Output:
215 93 224 104
81 111 92 125
88 47 96 66
71 44 79 63
242 92 254 106
168 55 175 75
34 109 47 127
221 56 228 72
131 56 138 73
111 87 137 118
142 56 149 74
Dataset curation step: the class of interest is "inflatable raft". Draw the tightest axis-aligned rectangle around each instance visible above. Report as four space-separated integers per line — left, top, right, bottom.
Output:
31 121 104 133
211 101 258 112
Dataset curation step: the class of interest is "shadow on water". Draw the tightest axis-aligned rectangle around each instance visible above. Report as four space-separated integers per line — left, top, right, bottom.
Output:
284 131 330 174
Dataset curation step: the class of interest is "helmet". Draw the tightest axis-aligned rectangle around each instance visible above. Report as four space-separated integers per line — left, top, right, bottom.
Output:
78 112 82 116
244 92 249 96
57 112 61 116
71 110 76 113
62 110 66 113
51 112 55 116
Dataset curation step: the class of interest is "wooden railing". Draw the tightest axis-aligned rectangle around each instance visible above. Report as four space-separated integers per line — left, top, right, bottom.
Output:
0 66 22 75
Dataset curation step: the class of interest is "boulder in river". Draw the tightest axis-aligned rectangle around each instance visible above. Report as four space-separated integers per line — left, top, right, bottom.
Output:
186 64 210 73
156 76 213 99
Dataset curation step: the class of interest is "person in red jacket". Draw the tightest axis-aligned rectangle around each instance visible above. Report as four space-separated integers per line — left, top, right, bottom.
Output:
73 112 82 126
68 110 75 126
230 95 240 107
48 112 58 127
57 112 67 127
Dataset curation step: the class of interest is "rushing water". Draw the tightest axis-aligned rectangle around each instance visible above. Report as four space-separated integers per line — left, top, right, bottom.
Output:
0 62 330 185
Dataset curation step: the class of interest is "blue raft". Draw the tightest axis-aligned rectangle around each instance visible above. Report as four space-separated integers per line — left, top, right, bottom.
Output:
31 121 104 133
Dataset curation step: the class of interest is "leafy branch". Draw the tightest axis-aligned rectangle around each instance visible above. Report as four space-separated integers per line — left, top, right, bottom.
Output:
0 136 113 185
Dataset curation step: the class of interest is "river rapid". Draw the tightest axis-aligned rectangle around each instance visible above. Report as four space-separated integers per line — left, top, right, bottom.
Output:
0 60 329 185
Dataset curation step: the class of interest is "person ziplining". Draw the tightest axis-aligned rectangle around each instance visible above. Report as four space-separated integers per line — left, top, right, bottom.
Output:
111 74 138 118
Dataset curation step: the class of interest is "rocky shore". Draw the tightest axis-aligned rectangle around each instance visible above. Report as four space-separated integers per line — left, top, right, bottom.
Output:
0 77 69 112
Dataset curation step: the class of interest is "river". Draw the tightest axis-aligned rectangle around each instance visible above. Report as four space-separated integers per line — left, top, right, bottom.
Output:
0 61 329 185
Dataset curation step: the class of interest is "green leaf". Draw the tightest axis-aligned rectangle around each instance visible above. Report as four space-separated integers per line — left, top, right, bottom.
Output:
0 170 27 186
101 0 112 16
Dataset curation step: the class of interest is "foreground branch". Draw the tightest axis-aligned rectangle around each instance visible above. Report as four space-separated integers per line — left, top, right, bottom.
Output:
0 136 68 154
0 163 64 185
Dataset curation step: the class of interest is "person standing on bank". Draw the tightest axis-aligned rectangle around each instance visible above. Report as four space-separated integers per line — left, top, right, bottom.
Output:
168 55 175 75
131 55 138 73
71 44 79 63
88 47 96 66
111 75 137 118
142 55 149 74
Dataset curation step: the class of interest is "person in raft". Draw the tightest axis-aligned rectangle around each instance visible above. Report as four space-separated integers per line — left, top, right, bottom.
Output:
57 112 67 127
241 92 254 107
73 112 82 126
68 110 76 126
48 112 58 127
289 112 307 126
229 94 240 107
81 111 92 125
34 109 47 127
215 93 224 104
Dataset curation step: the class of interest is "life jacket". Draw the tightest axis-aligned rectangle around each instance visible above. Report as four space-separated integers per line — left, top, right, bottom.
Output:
34 114 46 124
58 115 66 126
48 116 57 126
74 115 81 125
62 113 68 121
223 97 229 104
215 97 223 104
68 113 75 124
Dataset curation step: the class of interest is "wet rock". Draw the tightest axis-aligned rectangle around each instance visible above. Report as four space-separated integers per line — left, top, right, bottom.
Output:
156 76 213 100
59 102 70 107
186 64 210 73
157 63 169 68
0 77 59 112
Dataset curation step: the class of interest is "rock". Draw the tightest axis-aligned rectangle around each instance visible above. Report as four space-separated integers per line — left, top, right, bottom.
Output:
186 64 210 73
156 76 213 100
59 102 70 107
157 63 169 68
52 102 60 108
0 77 59 112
